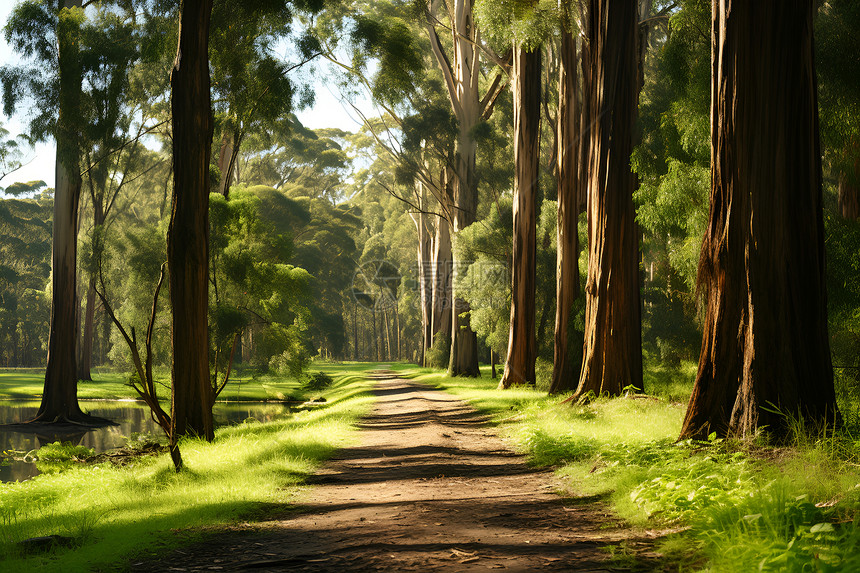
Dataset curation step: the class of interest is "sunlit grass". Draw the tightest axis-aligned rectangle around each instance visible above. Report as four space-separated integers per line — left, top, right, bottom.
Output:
0 372 375 572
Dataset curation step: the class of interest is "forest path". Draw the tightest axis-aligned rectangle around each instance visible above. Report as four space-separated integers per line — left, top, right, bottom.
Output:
130 373 659 572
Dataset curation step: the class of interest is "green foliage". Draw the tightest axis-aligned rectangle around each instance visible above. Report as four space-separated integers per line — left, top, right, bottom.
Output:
0 194 52 367
303 370 334 391
475 0 562 52
210 187 314 378
33 442 95 463
425 331 451 369
632 0 711 367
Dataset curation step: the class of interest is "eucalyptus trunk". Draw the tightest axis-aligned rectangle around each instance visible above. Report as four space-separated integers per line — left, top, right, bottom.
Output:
432 213 453 344
550 25 584 395
499 46 541 389
78 202 104 381
679 0 837 440
574 0 643 400
168 0 215 442
838 143 860 220
427 0 486 377
34 0 93 424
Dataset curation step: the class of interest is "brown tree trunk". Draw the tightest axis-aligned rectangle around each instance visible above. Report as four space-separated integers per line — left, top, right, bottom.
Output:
550 26 583 395
499 46 541 389
33 0 97 425
416 187 434 365
574 0 643 400
431 210 453 343
426 0 484 377
679 0 837 440
838 142 860 220
78 202 104 381
217 128 235 197
168 0 215 441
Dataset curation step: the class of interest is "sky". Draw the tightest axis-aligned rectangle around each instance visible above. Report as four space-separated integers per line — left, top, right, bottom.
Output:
0 1 369 191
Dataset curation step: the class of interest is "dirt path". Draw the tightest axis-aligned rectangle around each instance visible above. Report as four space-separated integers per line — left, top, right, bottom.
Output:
130 374 660 572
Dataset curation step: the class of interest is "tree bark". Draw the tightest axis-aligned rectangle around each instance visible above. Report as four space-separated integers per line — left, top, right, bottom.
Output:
574 0 643 400
426 0 484 377
33 0 96 425
679 0 838 440
838 142 860 220
499 46 541 389
431 212 453 343
550 25 583 395
168 0 215 441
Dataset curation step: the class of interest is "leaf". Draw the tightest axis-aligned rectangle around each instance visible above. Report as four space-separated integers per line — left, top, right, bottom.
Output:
810 522 835 533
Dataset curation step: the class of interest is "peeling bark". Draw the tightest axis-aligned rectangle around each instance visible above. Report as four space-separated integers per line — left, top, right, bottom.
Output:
499 46 541 389
679 0 838 440
168 0 215 441
574 0 643 400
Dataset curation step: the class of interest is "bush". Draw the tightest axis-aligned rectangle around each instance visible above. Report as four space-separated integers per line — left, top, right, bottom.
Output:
303 371 334 391
426 331 450 369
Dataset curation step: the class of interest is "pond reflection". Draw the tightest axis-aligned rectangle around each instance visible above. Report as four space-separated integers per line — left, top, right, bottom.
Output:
0 400 294 483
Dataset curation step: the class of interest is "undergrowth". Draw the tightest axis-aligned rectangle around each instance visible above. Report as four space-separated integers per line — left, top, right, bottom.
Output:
418 368 860 572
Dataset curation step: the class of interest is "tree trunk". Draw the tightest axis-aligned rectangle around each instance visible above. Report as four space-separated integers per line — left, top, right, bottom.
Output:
168 0 215 442
33 0 96 424
416 186 434 365
574 0 643 400
431 210 453 342
679 0 838 440
217 128 235 197
838 142 860 220
426 0 482 377
499 46 541 389
78 202 104 381
550 25 583 395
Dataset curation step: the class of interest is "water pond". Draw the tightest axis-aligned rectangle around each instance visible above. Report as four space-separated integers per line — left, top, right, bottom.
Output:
0 400 295 483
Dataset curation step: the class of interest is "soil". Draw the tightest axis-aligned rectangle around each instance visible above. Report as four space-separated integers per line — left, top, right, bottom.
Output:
127 372 668 572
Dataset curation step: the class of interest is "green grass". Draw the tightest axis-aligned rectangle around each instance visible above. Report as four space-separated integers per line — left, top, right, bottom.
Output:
0 362 420 403
0 370 376 572
417 368 860 572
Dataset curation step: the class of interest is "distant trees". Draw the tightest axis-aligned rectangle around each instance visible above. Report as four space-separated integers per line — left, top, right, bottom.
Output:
679 0 838 439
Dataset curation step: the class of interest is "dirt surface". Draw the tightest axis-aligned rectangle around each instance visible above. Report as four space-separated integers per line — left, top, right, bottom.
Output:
128 373 664 572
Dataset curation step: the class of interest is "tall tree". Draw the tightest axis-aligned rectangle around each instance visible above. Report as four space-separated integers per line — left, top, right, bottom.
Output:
498 45 540 388
550 4 588 394
679 0 838 439
168 0 215 441
425 0 508 377
1 0 105 423
572 0 643 400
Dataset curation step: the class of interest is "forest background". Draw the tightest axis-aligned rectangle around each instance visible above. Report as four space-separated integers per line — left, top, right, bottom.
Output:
0 0 858 424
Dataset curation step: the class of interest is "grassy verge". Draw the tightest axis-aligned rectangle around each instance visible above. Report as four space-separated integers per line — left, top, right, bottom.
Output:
417 368 860 572
0 361 417 403
0 370 376 572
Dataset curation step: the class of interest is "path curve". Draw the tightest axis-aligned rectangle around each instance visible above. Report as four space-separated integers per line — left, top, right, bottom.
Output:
130 374 647 572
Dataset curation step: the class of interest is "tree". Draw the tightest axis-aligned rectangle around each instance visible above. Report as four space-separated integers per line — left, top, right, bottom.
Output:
549 5 587 394
498 44 540 388
679 0 838 440
2 0 112 424
168 0 215 441
572 0 643 400
424 0 508 377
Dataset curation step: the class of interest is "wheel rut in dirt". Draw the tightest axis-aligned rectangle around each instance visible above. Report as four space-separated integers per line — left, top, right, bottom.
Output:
130 372 655 572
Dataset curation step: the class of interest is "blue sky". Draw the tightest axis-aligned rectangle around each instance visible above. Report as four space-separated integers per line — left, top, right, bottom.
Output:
0 1 367 191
